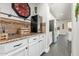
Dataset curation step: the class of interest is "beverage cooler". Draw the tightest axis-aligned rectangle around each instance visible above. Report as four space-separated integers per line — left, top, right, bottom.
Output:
31 15 42 33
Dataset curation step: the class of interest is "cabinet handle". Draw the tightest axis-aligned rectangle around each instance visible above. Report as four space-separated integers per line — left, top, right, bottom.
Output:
14 43 22 47
33 38 36 40
26 47 28 49
39 40 42 42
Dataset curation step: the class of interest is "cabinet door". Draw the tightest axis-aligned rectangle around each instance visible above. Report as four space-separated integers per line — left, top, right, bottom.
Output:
39 40 45 55
29 42 40 56
1 38 28 54
48 32 53 46
11 49 26 56
39 35 46 55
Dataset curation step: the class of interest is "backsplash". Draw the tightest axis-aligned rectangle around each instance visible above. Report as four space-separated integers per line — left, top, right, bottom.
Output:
0 17 31 35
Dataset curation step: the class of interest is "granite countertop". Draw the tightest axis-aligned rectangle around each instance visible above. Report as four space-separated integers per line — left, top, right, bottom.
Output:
0 33 44 44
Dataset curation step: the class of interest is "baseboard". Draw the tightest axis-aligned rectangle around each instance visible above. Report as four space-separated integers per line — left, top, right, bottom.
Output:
40 52 45 56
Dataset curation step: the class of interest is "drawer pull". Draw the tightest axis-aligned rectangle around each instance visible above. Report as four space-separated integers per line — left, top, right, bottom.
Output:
39 40 42 42
26 47 28 49
33 38 36 40
14 43 22 47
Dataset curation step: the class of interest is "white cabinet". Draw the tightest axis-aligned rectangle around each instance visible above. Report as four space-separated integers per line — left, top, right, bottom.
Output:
11 49 26 56
29 35 39 45
0 33 46 56
47 32 53 47
28 33 46 56
0 38 28 54
48 32 53 45
29 42 40 56
39 34 46 55
7 46 28 56
39 40 45 55
28 35 40 56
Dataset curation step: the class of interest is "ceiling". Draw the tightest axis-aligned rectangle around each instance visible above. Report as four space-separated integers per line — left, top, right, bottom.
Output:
48 3 72 21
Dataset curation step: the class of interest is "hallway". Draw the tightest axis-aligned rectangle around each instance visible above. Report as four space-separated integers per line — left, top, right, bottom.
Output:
43 35 71 56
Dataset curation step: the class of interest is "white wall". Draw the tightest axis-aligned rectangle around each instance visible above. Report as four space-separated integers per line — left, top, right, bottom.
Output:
37 4 48 23
0 3 36 21
71 4 78 56
37 3 55 23
71 3 79 56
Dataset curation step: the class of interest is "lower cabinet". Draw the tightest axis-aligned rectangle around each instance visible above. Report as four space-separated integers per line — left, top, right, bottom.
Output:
48 32 53 45
12 49 26 56
0 33 46 56
0 38 28 54
39 36 46 55
7 46 28 56
39 40 45 55
29 42 40 56
28 34 46 56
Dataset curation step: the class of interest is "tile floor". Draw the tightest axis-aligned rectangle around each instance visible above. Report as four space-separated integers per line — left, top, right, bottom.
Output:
43 34 71 56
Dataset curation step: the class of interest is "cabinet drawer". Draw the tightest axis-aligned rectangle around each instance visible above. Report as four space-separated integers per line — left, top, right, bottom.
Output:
10 48 28 56
0 38 28 54
12 49 26 56
29 36 39 43
39 34 45 40
29 41 40 56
